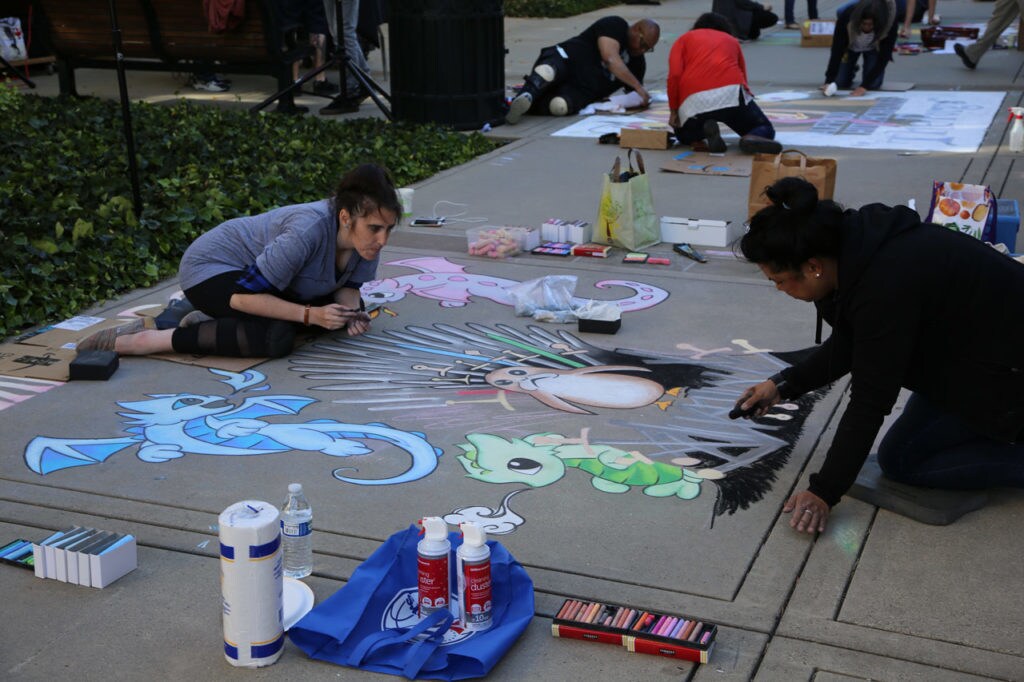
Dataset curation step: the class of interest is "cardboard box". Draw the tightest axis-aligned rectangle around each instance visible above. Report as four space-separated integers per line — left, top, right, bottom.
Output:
660 217 742 248
619 128 672 150
801 20 835 47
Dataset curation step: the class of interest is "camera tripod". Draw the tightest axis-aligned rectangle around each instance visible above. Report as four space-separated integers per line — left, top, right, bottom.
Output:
252 0 391 117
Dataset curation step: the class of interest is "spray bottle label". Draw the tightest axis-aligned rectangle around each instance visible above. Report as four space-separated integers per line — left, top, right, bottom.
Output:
459 558 492 629
417 553 450 616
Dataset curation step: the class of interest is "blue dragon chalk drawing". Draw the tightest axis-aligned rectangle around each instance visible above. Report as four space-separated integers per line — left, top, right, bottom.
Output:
23 369 442 485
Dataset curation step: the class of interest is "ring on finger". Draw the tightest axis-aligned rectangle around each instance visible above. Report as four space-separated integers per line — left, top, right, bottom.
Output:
802 508 813 515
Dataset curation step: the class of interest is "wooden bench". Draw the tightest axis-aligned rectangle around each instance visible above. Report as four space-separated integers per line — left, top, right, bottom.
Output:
34 0 312 112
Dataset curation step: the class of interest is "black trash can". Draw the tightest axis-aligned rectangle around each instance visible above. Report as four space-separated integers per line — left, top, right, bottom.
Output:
389 0 506 130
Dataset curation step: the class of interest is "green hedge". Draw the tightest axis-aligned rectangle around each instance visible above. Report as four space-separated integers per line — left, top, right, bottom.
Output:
0 87 498 340
504 0 621 18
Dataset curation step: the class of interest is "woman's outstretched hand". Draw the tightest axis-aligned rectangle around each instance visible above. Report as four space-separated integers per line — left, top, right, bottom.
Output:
783 489 829 533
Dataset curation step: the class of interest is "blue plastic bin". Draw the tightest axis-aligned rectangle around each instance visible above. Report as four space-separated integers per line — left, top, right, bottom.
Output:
995 199 1019 252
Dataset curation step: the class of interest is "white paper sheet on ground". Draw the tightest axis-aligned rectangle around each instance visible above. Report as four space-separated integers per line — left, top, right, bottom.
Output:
552 114 671 137
579 89 668 115
765 90 1004 152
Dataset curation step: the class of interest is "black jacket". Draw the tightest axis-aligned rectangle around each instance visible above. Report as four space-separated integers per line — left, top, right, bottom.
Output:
824 0 898 87
777 204 1024 506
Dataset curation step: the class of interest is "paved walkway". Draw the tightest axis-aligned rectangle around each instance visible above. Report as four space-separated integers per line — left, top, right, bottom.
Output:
2 1 1022 680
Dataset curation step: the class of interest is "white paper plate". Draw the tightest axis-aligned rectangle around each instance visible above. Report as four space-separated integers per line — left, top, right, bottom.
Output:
282 577 315 631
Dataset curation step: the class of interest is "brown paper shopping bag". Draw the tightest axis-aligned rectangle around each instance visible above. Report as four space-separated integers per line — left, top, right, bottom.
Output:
595 150 660 251
747 149 837 218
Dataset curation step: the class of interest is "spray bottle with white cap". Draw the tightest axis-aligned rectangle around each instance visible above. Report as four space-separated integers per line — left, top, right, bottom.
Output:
456 521 493 631
417 517 451 619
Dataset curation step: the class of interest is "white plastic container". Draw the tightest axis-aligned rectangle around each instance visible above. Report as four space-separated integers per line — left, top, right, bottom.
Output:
219 500 283 668
1009 107 1024 153
417 517 451 619
456 522 492 631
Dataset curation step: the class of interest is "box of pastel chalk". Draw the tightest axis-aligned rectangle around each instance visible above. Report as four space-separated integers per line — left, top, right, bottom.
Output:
551 597 717 664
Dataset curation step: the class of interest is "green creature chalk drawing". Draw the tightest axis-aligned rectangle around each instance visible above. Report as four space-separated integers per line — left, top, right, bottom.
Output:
456 429 723 500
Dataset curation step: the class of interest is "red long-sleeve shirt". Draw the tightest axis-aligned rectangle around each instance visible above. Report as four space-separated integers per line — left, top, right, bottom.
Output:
667 29 751 111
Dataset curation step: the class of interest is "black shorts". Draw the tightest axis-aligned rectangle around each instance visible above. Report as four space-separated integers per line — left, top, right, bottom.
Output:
277 0 330 35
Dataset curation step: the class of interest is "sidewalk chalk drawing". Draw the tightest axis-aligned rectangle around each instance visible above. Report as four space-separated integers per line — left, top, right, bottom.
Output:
23 369 443 485
551 91 1004 152
291 325 825 529
360 257 668 317
291 323 721 415
0 375 63 413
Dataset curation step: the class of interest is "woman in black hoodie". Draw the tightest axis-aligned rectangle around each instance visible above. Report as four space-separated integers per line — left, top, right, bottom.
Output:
735 177 1024 533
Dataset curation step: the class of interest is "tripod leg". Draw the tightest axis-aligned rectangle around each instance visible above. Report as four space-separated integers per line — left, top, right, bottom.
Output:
0 54 35 88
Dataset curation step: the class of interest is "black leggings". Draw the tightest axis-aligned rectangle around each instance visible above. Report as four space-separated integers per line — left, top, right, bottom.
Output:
170 271 297 358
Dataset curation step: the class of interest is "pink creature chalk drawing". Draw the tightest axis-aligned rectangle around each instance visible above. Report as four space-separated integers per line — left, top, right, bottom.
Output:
360 257 668 312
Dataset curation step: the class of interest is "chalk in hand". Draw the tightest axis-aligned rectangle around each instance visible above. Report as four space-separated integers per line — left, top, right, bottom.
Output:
728 402 759 419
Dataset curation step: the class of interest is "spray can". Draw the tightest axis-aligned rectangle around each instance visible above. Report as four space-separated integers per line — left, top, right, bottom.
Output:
456 522 493 631
1009 107 1024 153
417 517 451 619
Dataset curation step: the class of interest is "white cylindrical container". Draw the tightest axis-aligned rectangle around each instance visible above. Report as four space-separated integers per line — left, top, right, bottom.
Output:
220 500 284 668
1008 107 1024 153
398 187 414 217
456 522 492 632
417 517 451 619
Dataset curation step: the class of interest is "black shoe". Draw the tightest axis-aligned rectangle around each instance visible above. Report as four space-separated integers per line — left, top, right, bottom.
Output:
703 120 727 153
739 134 783 154
312 79 340 96
954 43 976 70
319 95 363 116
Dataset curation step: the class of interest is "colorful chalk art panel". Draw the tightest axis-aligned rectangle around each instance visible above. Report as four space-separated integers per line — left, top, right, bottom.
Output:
552 90 1005 153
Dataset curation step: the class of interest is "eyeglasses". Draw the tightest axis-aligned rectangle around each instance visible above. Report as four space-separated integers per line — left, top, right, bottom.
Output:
638 37 655 54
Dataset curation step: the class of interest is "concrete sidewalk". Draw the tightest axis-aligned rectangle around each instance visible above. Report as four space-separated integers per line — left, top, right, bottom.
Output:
2 1 1022 680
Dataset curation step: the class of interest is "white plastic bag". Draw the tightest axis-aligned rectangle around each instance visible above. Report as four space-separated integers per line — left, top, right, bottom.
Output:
508 275 578 321
0 18 27 62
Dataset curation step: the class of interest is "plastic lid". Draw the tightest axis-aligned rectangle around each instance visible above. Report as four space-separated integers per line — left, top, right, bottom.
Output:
289 483 302 494
460 522 488 555
421 516 448 541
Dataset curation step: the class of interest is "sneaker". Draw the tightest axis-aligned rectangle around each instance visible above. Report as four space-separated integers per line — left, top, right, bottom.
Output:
785 22 800 29
505 91 533 124
189 74 230 92
312 79 340 96
319 95 363 116
702 120 727 153
954 43 976 70
739 134 783 154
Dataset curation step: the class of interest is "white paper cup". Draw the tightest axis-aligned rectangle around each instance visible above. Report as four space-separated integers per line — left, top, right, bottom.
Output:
823 82 838 97
398 188 414 217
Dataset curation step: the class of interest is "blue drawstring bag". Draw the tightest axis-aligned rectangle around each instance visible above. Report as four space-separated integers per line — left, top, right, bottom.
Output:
289 524 534 680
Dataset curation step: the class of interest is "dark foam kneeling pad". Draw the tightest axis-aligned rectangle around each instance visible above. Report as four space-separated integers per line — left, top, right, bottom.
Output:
848 454 989 525
69 350 119 380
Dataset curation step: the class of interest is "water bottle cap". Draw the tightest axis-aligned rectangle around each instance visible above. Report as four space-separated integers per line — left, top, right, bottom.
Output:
288 483 302 494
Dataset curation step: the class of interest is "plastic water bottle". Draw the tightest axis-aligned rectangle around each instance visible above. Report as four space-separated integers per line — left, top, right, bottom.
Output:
281 483 312 578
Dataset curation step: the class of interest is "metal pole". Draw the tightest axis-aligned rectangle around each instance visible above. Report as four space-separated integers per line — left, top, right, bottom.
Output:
107 0 143 217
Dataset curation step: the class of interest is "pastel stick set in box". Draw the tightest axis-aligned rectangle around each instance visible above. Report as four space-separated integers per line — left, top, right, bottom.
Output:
551 598 716 664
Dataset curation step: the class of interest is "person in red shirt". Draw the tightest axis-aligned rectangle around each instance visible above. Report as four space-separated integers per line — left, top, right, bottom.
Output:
667 13 782 154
